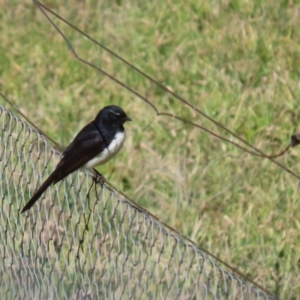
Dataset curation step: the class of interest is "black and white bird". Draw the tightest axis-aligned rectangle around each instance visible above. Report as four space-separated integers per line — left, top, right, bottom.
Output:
21 105 131 213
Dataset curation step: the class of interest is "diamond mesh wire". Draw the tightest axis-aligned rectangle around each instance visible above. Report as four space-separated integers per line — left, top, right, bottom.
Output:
0 104 277 299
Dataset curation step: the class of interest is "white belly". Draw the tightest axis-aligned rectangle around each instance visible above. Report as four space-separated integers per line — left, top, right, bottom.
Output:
81 131 125 170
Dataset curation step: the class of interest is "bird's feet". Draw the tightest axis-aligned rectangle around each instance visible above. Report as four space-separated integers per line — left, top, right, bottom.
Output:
92 169 105 185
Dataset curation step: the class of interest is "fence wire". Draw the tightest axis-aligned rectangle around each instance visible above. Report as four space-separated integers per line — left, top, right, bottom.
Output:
0 103 277 299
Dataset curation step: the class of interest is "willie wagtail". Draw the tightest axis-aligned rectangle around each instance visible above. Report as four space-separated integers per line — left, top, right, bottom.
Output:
21 105 131 213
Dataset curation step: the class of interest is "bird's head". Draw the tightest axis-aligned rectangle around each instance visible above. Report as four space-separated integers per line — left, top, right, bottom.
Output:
96 105 132 126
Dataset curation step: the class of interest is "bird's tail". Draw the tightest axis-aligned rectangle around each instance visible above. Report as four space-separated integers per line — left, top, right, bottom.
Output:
21 170 58 213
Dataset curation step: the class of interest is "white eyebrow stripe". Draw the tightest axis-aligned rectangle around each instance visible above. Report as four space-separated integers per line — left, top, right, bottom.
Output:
109 110 121 115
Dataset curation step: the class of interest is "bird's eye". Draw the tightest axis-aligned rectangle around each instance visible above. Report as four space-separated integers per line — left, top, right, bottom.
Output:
110 111 121 120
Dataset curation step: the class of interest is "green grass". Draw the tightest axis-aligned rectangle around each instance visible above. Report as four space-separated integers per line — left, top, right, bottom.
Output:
1 0 300 298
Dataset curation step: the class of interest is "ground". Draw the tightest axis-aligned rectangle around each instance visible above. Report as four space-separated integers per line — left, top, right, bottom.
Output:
0 0 300 298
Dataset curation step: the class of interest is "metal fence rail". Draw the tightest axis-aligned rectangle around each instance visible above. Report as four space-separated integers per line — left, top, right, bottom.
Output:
0 104 277 299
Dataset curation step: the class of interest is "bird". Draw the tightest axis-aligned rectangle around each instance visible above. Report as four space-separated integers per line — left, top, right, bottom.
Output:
21 105 132 213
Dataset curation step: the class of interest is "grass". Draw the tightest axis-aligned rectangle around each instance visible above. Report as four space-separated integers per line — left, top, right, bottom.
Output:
1 0 300 298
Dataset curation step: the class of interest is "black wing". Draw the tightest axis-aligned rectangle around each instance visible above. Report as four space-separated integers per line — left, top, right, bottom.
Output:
21 122 105 213
53 121 107 183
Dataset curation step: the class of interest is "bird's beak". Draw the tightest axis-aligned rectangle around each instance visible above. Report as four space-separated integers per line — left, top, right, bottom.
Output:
125 116 132 122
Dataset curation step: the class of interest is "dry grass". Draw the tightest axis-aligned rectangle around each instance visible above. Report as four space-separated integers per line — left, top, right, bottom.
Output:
1 0 300 298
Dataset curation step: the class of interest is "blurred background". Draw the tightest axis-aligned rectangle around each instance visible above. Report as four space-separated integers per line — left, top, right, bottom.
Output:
1 0 300 298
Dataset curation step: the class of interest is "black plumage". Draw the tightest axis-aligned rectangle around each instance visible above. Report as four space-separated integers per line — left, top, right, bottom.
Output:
21 105 131 213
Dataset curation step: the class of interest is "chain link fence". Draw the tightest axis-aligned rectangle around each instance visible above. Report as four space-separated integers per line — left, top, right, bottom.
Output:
0 103 277 299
